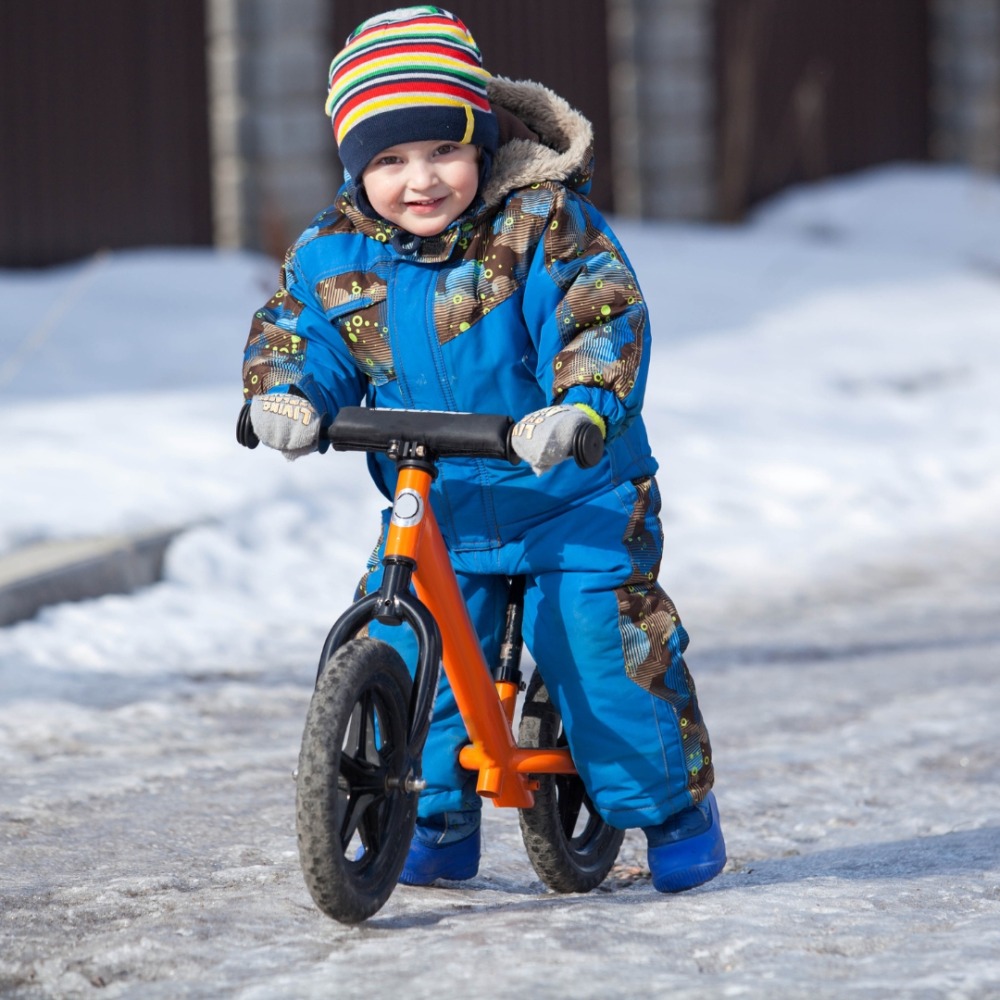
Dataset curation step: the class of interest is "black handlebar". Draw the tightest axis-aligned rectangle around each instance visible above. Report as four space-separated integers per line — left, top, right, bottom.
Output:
328 407 516 461
238 404 604 469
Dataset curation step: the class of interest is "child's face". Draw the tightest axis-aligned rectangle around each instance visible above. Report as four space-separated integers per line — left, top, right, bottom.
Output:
361 140 480 237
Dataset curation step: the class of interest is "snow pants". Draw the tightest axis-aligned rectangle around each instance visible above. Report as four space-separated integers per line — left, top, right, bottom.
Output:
362 475 715 830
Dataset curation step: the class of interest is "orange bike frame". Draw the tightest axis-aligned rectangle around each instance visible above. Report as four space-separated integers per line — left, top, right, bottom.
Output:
385 465 575 809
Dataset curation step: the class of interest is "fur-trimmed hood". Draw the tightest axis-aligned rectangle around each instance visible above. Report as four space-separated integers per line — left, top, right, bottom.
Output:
480 77 596 212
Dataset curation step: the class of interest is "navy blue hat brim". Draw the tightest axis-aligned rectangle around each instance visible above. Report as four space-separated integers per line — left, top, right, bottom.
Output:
340 106 499 181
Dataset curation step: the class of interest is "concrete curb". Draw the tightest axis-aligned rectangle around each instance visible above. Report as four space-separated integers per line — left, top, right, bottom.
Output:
0 529 181 627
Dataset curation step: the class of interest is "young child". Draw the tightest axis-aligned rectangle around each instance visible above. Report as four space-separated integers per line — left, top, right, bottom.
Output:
240 5 725 893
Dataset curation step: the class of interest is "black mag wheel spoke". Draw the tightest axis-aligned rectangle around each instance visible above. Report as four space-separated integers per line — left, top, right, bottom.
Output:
345 690 396 764
339 752 386 794
557 774 586 840
339 789 376 847
554 724 589 842
344 695 369 759
358 690 380 762
358 798 387 854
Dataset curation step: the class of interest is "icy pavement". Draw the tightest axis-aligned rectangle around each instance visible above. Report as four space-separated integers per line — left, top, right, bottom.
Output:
2 540 998 1000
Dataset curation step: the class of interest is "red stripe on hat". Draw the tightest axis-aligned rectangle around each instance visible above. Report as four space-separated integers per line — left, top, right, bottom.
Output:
334 77 491 115
333 80 489 136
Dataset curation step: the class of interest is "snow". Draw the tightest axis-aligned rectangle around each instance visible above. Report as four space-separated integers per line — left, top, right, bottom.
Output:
2 163 1000 998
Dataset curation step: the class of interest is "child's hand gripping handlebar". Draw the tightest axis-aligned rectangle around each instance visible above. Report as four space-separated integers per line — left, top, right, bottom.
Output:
326 406 604 469
239 403 604 469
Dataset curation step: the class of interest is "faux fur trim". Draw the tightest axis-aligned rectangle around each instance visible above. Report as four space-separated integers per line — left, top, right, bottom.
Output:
480 77 594 212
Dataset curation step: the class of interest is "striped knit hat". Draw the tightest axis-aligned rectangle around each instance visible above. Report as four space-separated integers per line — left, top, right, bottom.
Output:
325 6 499 181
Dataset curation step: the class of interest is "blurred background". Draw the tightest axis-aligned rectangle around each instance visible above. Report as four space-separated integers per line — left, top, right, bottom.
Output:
1 0 998 267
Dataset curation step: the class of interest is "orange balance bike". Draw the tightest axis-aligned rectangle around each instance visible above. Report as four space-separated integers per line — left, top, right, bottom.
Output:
289 406 623 923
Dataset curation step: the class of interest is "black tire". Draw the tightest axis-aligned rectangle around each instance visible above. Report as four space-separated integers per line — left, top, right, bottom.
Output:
296 638 417 923
518 671 625 892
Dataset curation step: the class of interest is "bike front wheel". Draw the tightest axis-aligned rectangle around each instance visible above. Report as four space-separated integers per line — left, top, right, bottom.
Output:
296 638 417 923
518 670 625 893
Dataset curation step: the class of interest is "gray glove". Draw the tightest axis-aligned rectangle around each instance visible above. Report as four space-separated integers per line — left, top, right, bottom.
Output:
510 404 603 475
249 392 322 460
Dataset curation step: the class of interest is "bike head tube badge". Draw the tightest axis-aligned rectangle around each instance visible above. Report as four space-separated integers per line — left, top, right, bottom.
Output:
391 488 424 528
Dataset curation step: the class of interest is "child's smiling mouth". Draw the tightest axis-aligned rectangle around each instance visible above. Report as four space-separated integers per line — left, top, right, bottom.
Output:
405 197 447 213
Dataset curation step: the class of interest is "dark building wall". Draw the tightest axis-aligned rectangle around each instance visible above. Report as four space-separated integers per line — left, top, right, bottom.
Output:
3 0 961 264
1 1 213 267
715 0 931 220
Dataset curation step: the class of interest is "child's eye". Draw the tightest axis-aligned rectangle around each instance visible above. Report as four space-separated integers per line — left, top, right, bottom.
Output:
434 144 459 157
374 155 401 166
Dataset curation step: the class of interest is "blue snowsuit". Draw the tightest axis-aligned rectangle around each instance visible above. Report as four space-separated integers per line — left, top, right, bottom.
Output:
242 78 715 829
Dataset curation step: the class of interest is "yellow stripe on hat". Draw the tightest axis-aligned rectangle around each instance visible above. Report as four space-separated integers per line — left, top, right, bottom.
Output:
337 93 478 141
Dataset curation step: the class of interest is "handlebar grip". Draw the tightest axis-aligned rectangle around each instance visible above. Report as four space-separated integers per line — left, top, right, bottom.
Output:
571 420 604 469
236 403 259 449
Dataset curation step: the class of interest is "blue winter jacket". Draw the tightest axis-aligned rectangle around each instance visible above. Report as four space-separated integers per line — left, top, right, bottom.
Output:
242 78 657 552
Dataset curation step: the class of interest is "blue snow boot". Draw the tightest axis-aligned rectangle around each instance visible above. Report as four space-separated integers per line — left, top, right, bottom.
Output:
644 792 726 893
399 810 481 886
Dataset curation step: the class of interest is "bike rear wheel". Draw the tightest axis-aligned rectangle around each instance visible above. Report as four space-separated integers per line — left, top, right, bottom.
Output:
518 671 625 892
296 638 417 923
